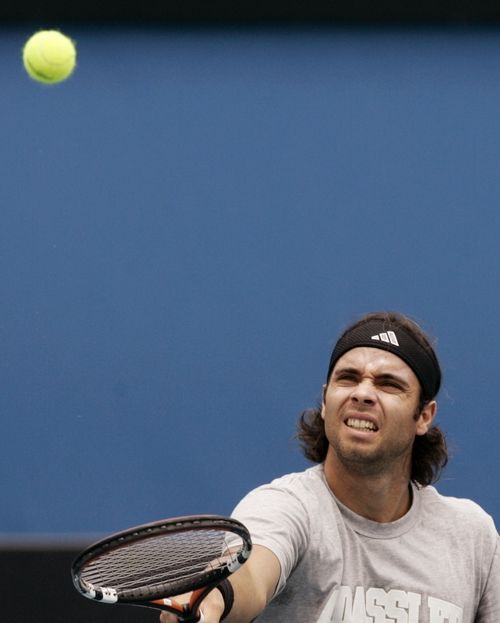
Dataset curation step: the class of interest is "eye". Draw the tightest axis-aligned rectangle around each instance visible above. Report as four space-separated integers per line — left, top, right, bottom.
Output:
378 378 404 391
382 379 399 387
335 372 357 384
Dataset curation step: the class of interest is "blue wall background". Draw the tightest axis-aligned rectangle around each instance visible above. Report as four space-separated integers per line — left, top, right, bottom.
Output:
1 25 498 534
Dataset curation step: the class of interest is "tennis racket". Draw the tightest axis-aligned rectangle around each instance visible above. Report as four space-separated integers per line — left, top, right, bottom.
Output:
71 514 252 622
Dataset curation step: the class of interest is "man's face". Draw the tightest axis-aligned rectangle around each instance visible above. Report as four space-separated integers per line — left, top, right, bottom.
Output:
322 347 436 477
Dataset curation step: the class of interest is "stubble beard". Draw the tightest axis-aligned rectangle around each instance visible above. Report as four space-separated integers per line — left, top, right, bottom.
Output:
329 435 414 477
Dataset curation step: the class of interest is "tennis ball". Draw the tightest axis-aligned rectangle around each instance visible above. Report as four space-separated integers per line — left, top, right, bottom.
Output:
23 30 76 84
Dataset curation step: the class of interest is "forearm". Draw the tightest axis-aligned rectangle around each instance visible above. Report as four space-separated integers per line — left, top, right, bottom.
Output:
213 545 280 623
224 564 275 621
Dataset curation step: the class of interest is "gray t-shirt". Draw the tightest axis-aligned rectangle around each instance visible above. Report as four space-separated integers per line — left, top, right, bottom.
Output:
231 464 499 622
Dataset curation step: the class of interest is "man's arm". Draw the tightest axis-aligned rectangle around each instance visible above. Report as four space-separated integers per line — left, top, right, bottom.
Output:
159 544 281 623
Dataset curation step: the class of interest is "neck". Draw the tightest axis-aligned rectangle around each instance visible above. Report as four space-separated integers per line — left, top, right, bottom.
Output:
323 452 413 523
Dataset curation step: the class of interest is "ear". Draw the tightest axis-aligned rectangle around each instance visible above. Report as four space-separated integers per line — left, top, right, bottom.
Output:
415 400 437 436
321 384 327 420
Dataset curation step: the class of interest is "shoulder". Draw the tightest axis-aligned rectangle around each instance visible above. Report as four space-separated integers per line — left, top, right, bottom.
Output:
419 485 494 521
245 464 329 507
231 465 334 540
418 485 498 540
234 465 327 512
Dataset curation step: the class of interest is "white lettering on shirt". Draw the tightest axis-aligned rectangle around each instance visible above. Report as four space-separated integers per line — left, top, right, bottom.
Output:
317 586 461 622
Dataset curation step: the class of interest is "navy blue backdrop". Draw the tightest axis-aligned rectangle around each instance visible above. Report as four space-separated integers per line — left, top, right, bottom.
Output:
1 25 498 534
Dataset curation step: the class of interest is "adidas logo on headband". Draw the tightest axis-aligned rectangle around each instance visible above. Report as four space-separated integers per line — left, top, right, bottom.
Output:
371 331 399 346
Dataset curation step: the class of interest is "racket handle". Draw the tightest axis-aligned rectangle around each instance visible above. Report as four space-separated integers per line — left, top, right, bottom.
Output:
150 600 204 623
181 610 204 623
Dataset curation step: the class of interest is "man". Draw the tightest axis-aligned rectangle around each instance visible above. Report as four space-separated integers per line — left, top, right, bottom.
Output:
161 311 499 623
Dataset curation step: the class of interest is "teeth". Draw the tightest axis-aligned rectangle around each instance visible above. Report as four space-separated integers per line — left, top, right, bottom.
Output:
347 418 377 431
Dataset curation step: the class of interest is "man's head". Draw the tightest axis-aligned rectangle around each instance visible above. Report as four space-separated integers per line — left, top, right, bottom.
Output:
297 311 448 486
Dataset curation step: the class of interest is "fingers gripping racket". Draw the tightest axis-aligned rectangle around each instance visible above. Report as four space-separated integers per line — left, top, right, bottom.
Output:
71 515 252 622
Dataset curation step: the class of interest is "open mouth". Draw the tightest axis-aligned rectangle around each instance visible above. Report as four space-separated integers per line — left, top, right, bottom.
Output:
346 418 379 432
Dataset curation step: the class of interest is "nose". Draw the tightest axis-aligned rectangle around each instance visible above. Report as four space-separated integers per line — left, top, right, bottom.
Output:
350 378 376 405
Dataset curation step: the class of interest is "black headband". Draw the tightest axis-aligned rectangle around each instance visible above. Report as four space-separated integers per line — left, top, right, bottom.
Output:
327 319 441 399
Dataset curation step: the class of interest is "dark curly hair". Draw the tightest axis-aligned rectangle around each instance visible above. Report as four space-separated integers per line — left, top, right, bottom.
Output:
297 312 448 486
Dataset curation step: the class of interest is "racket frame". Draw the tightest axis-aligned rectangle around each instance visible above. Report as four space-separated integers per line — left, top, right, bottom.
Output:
71 514 252 621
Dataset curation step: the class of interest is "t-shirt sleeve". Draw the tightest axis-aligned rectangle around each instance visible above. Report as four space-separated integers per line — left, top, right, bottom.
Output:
231 483 311 594
475 532 500 622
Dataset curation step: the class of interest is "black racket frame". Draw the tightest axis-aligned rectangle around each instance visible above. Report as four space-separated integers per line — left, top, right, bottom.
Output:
71 514 252 618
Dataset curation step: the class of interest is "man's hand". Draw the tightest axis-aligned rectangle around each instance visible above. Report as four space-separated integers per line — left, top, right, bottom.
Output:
158 588 225 623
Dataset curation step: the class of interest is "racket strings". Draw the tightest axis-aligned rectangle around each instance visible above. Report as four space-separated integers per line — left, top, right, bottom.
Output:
80 529 241 592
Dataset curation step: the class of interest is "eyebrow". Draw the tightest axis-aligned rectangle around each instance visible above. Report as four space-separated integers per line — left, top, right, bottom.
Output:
332 367 411 390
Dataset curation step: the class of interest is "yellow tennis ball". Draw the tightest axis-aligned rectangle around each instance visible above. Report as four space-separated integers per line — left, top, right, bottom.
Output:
23 30 76 84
